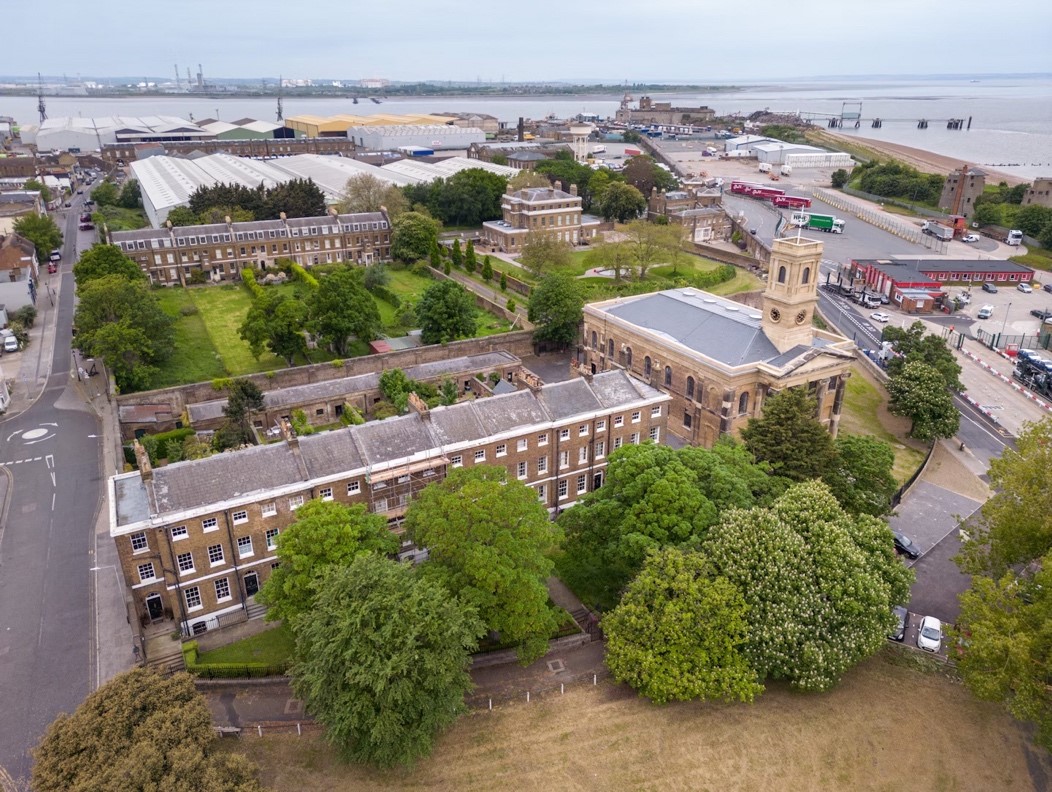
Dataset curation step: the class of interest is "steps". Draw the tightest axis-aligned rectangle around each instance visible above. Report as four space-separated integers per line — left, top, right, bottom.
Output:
245 601 267 621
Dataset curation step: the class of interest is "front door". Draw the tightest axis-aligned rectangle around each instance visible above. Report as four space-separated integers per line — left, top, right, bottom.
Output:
244 572 259 597
145 594 164 621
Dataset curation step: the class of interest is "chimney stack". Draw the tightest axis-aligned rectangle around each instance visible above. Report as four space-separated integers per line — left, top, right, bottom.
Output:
516 369 545 394
407 391 430 421
517 117 524 142
555 180 563 193
132 439 153 482
569 184 578 197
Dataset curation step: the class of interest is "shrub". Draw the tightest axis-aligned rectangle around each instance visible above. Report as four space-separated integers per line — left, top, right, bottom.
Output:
289 263 319 289
506 298 516 313
11 304 37 328
187 270 209 285
139 427 195 464
181 641 289 679
240 269 264 298
179 303 199 316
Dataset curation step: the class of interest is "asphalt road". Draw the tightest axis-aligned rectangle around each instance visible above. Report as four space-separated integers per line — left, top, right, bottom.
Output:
0 192 104 784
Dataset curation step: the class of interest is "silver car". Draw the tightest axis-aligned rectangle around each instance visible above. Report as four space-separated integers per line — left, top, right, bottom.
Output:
917 616 942 653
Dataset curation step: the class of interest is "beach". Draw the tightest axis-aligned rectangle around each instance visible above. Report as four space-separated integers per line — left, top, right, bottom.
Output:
822 131 1026 186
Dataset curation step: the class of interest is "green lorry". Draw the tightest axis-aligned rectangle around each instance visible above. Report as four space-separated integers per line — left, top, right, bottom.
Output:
790 211 845 234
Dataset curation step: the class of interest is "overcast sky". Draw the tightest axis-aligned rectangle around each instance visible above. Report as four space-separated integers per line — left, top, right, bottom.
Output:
10 0 1051 82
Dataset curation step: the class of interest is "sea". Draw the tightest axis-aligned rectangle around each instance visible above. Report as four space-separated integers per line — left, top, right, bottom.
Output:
3 75 1050 180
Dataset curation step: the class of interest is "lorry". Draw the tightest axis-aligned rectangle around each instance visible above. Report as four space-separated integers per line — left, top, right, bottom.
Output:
773 195 812 209
624 147 642 157
921 221 954 241
1005 229 1024 246
790 211 845 233
758 162 772 174
591 145 606 154
780 164 793 176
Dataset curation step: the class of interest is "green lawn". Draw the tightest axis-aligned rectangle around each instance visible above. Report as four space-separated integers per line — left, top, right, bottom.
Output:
91 205 149 231
196 624 294 666
839 371 927 484
187 285 290 375
153 290 227 388
1012 247 1052 272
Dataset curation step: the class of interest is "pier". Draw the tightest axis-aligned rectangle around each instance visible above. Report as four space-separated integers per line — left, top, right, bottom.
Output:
801 102 972 131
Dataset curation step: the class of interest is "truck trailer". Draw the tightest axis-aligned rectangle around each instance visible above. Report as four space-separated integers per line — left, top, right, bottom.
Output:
790 211 845 233
921 221 954 241
773 195 812 209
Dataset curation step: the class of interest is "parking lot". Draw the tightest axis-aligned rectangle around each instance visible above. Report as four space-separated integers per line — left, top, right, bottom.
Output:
952 278 1052 338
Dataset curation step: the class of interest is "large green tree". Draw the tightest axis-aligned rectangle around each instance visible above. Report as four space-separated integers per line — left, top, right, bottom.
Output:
603 547 762 704
73 275 173 392
337 173 407 218
117 179 142 209
596 182 646 223
703 481 912 691
822 434 898 517
263 178 326 219
309 267 381 355
72 243 145 289
239 291 309 366
405 466 561 664
416 280 477 345
391 211 440 263
165 206 201 226
622 219 684 279
519 231 572 278
87 321 157 392
881 321 962 391
557 442 777 609
740 387 837 482
12 212 63 260
90 181 120 207
622 155 677 197
887 360 960 442
290 555 483 767
32 668 262 792
528 273 584 348
23 177 52 203
587 237 634 281
258 499 398 623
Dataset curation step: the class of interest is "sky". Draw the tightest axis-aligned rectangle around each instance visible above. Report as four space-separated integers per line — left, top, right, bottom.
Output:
8 0 1051 83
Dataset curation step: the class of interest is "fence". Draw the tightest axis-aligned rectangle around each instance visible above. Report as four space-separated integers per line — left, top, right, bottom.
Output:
972 328 1052 352
811 188 947 253
840 186 953 220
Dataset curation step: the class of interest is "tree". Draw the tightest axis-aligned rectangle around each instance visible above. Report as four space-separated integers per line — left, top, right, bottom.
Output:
451 238 463 268
378 367 414 413
32 668 262 792
405 467 561 664
435 169 507 226
703 481 912 691
391 211 439 264
623 155 676 197
499 270 507 291
188 183 265 217
528 273 584 348
290 556 483 767
830 169 849 188
958 419 1052 576
955 558 1052 749
881 321 962 390
309 267 381 355
12 212 63 260
465 239 477 273
439 377 459 406
263 178 326 219
508 169 551 189
239 291 308 366
596 182 646 222
1039 221 1052 250
117 179 142 209
519 231 572 278
23 177 52 203
90 181 120 207
481 255 493 282
822 434 898 517
73 275 173 391
258 500 398 623
166 205 201 226
887 360 960 442
197 205 255 225
587 236 634 281
72 243 145 289
972 202 1003 227
534 156 596 208
587 168 622 208
603 547 762 704
741 387 837 482
337 173 407 217
1015 204 1052 237
622 219 684 279
416 280 477 345
216 378 266 448
557 442 775 609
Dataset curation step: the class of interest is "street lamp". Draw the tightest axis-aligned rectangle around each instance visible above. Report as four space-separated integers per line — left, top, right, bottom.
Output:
1000 301 1012 347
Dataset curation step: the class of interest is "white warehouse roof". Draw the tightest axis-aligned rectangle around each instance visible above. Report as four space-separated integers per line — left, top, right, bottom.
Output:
381 156 517 182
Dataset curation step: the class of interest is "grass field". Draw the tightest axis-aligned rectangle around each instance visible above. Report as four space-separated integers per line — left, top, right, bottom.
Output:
838 365 928 483
220 653 1048 791
1012 247 1052 272
196 625 294 666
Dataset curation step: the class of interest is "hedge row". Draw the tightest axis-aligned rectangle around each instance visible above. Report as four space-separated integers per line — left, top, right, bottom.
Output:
288 263 319 289
241 268 264 299
129 427 195 465
181 640 290 679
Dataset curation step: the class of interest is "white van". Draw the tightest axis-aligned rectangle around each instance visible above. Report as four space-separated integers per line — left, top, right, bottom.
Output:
3 334 18 353
977 305 994 320
758 162 772 174
780 164 793 176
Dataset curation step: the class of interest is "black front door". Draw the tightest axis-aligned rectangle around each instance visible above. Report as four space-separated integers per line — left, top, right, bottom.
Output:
145 594 164 621
244 572 259 597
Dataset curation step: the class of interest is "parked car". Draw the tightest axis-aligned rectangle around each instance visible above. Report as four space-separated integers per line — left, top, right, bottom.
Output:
76 189 83 195
3 335 19 354
1044 283 1052 294
917 616 942 653
79 222 94 231
870 311 890 323
977 305 994 319
47 262 57 274
892 530 920 559
1018 282 1034 293
982 282 999 293
63 201 72 208
962 234 981 243
889 606 908 642
1030 309 1052 320
957 292 971 305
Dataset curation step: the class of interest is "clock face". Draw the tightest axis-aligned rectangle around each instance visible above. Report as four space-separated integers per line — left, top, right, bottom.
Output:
796 310 807 325
769 308 781 322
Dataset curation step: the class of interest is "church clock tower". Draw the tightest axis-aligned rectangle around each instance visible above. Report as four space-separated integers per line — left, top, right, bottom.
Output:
761 235 824 353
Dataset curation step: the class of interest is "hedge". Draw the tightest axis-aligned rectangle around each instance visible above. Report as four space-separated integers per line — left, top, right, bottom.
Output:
241 268 264 298
289 263 319 289
134 427 195 465
181 640 290 679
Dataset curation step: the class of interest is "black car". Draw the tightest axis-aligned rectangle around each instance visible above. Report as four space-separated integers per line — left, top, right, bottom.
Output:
1031 309 1052 320
892 530 920 559
889 605 908 642
1045 283 1052 294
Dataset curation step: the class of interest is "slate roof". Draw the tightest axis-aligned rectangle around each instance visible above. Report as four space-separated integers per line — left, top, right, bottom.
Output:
602 289 779 367
857 258 1033 277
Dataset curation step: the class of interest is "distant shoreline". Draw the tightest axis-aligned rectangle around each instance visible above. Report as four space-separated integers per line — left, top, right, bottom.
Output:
824 131 1026 186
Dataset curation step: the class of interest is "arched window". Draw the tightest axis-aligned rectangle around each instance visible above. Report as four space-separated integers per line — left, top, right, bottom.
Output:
626 347 633 368
802 266 811 284
738 392 750 415
686 376 695 400
777 266 787 284
608 338 614 358
644 356 652 378
664 366 672 387
590 330 598 350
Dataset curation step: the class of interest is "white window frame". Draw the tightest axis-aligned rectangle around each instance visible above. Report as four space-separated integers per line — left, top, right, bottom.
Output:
137 562 156 583
170 525 188 541
232 510 248 525
631 432 641 445
214 578 232 603
495 443 507 458
130 532 148 553
177 552 195 574
559 450 570 469
202 517 218 533
651 406 662 417
578 446 588 463
474 449 486 462
451 455 463 468
649 426 660 442
261 502 277 517
614 436 623 449
207 544 225 567
319 487 334 502
184 586 202 611
558 480 569 499
577 474 587 494
289 495 304 510
596 419 606 432
537 456 548 474
237 536 254 558
538 433 548 446
517 438 528 452
347 481 360 495
579 424 588 437
614 416 624 428
559 428 570 441
266 528 279 551
517 461 527 479
631 411 641 423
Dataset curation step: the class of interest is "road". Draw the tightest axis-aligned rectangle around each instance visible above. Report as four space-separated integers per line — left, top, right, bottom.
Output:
0 192 105 785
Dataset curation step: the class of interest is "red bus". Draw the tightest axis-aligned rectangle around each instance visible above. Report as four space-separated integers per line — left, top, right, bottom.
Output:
773 195 812 209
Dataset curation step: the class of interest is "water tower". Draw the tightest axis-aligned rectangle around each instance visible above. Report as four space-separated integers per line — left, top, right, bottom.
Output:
569 123 593 163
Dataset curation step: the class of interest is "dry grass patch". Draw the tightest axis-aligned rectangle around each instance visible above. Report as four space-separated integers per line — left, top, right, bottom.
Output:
221 655 1046 792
